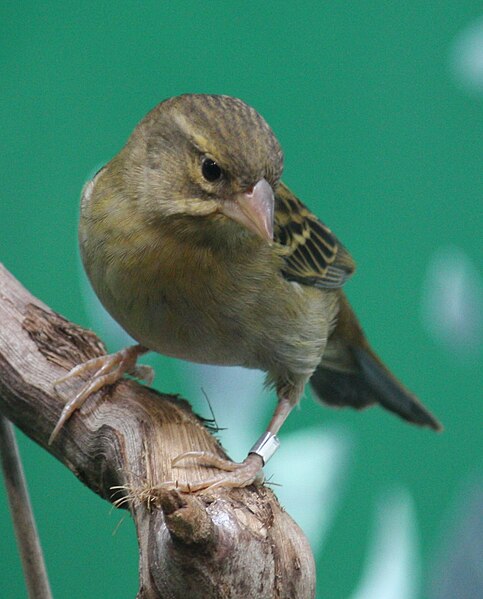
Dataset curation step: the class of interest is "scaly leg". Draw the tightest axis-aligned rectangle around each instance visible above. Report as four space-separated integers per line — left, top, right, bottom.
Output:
168 397 294 492
50 344 151 444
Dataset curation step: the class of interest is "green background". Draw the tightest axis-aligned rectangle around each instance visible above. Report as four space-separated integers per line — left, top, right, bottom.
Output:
1 2 481 598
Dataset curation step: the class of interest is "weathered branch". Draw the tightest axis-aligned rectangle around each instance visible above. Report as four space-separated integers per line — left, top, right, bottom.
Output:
0 263 315 599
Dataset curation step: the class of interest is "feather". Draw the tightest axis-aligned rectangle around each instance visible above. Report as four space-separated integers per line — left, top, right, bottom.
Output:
274 183 355 289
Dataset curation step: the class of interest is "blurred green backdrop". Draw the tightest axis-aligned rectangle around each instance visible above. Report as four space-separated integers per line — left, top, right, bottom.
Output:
1 2 481 598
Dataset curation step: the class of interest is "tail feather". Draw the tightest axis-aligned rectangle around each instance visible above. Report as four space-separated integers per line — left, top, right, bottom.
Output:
310 292 442 431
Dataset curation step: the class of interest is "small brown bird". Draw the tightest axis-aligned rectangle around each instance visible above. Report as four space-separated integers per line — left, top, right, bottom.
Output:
52 94 441 490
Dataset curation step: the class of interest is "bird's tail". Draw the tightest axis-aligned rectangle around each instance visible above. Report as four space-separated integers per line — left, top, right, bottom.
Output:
310 292 442 431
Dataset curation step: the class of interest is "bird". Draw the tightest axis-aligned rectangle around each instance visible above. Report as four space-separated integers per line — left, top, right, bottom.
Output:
51 93 441 490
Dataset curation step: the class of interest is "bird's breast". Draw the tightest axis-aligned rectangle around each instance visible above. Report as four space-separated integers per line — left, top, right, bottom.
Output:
82 215 333 374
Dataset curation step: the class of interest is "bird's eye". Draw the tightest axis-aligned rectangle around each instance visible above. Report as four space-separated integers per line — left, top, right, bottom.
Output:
201 158 222 182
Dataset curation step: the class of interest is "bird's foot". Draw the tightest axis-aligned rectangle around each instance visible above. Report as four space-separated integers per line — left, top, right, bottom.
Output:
50 345 151 444
167 451 265 492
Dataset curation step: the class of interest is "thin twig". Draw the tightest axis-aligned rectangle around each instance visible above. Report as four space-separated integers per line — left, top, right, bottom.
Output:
0 414 53 599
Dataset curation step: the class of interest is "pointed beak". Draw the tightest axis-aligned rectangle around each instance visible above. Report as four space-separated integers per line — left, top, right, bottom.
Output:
219 178 274 242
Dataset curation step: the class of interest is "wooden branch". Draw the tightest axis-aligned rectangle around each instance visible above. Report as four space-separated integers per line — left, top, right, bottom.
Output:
0 263 316 599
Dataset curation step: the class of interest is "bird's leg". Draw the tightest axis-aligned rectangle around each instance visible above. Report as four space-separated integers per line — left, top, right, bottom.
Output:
168 397 294 492
50 344 151 444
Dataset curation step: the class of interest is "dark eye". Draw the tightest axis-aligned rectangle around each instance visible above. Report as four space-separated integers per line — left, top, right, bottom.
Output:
201 158 222 182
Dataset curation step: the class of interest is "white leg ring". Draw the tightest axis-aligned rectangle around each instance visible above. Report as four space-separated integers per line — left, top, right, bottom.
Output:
249 432 280 465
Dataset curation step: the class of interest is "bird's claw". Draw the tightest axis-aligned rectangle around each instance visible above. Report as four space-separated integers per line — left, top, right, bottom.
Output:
50 345 151 444
166 451 265 492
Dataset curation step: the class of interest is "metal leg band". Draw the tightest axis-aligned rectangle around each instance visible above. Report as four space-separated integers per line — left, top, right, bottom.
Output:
248 432 280 465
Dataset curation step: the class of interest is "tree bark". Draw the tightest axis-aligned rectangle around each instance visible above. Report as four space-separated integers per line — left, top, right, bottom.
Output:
0 263 316 599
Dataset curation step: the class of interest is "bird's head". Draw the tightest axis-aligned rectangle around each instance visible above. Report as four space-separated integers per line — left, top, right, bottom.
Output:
116 94 284 243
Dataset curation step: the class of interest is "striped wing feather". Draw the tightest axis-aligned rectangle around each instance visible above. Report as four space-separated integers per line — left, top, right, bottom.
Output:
274 183 355 288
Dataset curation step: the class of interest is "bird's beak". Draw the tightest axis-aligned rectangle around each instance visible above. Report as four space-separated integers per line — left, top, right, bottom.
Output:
220 178 274 242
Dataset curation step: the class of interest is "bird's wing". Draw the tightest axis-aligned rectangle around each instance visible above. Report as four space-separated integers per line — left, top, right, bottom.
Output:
274 183 356 288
